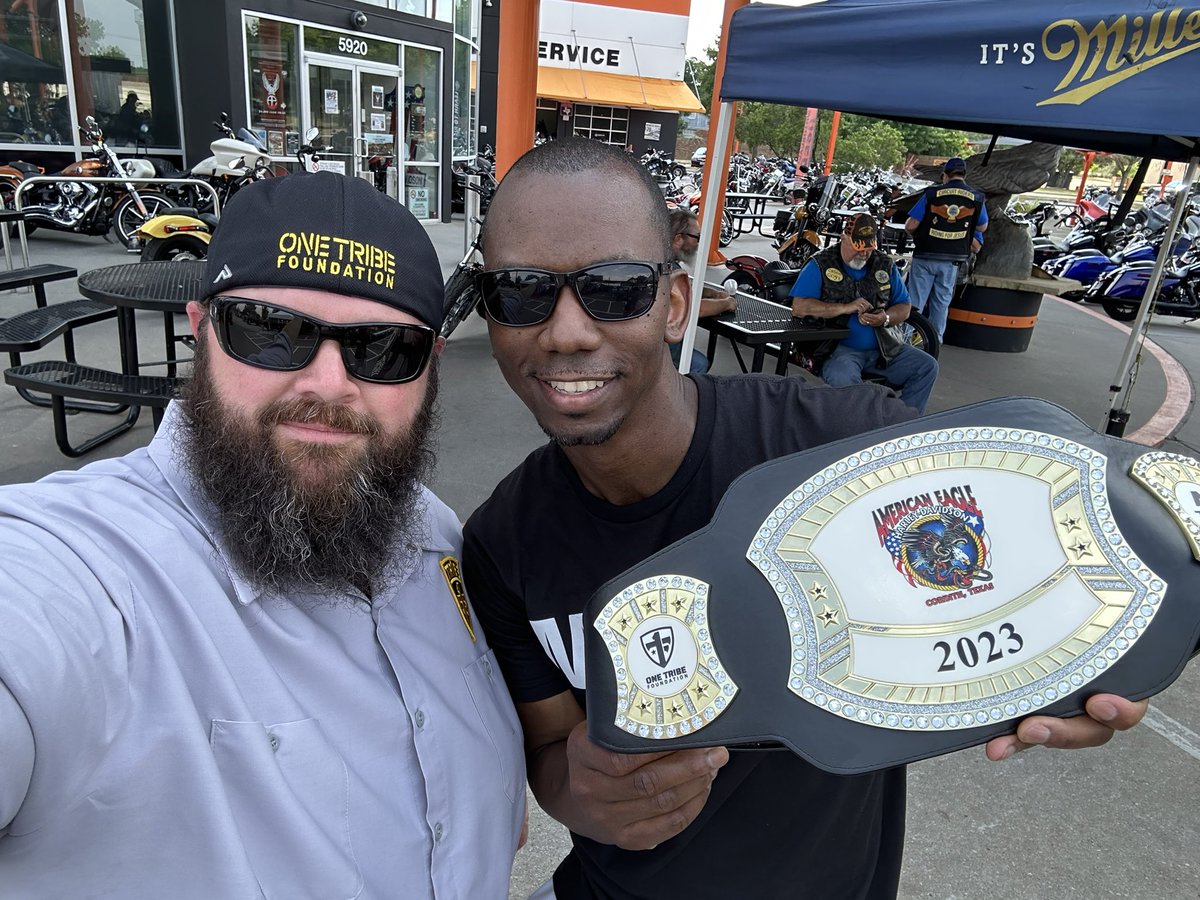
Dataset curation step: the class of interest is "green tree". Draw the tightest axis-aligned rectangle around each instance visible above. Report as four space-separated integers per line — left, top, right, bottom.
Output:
891 122 969 157
831 121 906 172
1093 153 1141 190
685 43 718 114
734 102 807 157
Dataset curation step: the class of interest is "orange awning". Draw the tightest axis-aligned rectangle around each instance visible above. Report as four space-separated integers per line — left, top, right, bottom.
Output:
537 66 704 114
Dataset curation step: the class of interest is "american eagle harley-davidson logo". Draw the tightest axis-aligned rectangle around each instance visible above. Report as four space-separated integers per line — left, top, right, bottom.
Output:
873 484 992 592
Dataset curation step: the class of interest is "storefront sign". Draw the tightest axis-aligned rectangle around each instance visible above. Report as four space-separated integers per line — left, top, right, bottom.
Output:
323 89 339 114
644 122 661 142
316 159 347 175
304 27 398 65
538 0 687 80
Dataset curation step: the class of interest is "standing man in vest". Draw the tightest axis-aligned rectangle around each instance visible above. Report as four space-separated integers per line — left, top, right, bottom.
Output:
790 212 938 413
904 157 988 339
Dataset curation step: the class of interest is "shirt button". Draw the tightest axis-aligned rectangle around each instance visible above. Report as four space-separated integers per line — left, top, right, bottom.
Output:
414 709 426 729
268 733 280 752
433 822 444 842
482 658 492 676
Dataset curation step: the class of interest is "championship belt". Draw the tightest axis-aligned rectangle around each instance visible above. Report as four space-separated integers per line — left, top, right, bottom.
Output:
584 398 1200 774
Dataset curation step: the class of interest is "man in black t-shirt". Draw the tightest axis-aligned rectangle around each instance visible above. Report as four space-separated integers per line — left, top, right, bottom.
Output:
462 138 1148 900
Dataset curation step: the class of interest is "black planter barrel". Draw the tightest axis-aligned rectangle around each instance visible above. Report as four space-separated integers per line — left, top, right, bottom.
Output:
944 272 1079 353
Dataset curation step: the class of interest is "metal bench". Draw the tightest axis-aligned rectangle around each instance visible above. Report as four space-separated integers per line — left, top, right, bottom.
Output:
0 264 79 309
3 360 179 457
0 299 120 411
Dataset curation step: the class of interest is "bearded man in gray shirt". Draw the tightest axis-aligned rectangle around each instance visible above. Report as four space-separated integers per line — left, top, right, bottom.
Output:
0 173 525 898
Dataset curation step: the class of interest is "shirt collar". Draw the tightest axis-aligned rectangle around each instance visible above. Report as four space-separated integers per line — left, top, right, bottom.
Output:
147 402 456 607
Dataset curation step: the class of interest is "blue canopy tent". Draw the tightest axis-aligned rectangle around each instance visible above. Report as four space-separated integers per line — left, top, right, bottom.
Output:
683 0 1200 434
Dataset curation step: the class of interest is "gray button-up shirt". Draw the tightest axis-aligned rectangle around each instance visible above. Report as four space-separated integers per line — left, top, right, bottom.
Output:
0 404 525 898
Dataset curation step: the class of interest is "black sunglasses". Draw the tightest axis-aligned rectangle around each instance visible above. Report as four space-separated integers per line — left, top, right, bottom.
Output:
477 261 677 327
208 297 435 384
680 231 701 240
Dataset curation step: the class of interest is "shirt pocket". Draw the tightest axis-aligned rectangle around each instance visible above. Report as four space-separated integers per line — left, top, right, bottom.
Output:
462 650 524 803
210 718 362 900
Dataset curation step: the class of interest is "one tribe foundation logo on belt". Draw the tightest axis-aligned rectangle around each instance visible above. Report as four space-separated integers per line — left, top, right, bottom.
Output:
276 231 397 289
873 484 993 603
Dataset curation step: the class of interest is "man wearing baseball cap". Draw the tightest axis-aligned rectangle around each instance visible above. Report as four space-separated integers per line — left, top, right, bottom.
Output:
790 212 938 413
0 172 525 897
904 156 988 339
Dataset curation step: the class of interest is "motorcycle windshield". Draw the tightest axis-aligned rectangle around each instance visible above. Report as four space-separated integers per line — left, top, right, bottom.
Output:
237 128 268 151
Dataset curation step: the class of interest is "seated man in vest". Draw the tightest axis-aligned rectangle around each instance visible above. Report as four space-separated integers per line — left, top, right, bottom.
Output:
904 157 988 339
790 213 938 413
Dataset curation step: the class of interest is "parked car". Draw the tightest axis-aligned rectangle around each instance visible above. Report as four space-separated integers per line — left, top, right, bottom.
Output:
690 146 707 168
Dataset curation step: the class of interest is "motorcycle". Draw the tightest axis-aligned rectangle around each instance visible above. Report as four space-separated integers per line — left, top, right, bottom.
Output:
1044 231 1194 301
5 116 172 246
137 127 318 262
1032 213 1132 267
1084 244 1200 322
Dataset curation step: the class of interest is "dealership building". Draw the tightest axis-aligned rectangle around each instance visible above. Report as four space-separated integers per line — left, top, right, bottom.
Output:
1 0 700 221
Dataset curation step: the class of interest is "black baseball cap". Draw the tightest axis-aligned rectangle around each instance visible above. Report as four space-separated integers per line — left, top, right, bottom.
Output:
203 171 444 330
845 212 878 250
943 157 967 174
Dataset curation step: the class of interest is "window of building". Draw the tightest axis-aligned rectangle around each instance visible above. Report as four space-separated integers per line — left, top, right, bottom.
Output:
402 43 441 218
450 0 478 161
68 0 180 148
244 15 300 157
2 0 178 150
572 104 627 147
1 0 69 146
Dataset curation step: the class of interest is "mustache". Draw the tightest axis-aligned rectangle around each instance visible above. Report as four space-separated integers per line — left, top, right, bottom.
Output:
259 398 380 436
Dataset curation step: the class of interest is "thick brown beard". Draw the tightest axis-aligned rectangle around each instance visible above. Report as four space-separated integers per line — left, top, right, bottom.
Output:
178 331 440 599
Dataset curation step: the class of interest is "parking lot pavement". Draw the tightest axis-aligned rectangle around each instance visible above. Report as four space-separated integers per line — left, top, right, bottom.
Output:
2 220 1198 900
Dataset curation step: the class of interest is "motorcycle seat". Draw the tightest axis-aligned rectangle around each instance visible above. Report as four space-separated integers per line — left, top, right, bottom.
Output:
198 213 219 231
164 206 199 217
8 161 42 176
150 159 190 180
762 260 803 285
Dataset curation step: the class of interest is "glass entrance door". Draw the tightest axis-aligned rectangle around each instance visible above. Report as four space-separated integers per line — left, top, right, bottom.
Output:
358 68 400 198
307 63 356 177
306 62 399 196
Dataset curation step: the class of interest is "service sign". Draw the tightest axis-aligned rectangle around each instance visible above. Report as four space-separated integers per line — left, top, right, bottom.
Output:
538 0 688 80
586 399 1200 774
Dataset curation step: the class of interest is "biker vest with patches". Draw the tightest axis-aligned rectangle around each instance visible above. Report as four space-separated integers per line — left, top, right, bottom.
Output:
813 246 892 307
912 180 984 260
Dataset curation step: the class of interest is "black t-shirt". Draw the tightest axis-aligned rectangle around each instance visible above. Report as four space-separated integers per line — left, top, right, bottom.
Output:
463 374 918 900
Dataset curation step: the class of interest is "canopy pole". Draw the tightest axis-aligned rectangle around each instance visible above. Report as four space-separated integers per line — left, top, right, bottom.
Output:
697 0 749 266
680 100 736 373
1104 152 1199 436
823 111 841 175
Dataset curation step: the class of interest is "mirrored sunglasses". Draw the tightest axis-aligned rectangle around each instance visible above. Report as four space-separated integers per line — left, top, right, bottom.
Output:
477 260 677 327
208 297 435 384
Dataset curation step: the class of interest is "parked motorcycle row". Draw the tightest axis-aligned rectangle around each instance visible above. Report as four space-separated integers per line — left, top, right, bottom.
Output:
136 121 324 262
1039 189 1200 323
